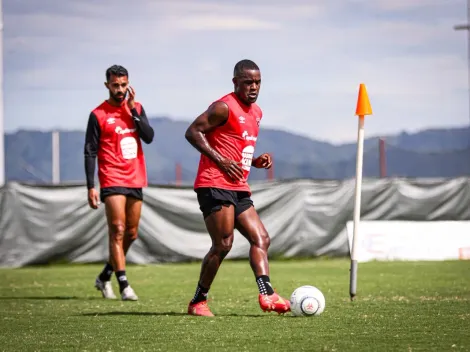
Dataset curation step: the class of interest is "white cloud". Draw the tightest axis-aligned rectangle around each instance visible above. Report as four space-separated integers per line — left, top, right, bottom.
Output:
170 15 281 31
147 1 324 20
2 0 468 143
348 0 462 12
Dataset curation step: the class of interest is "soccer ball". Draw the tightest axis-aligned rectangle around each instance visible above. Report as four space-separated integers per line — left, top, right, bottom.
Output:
290 285 325 317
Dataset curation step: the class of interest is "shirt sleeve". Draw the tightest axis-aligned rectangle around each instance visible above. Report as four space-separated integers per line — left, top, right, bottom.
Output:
84 112 100 189
131 105 154 144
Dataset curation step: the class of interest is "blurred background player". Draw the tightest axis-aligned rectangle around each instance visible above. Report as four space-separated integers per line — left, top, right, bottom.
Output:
84 65 154 301
184 59 290 316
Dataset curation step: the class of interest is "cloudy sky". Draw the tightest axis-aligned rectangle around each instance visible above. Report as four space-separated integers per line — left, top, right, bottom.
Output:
3 0 468 143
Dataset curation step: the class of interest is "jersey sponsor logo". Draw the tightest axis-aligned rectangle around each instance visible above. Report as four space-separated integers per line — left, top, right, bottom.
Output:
238 116 245 124
242 130 257 141
241 145 254 171
115 126 136 135
120 137 138 159
107 117 116 125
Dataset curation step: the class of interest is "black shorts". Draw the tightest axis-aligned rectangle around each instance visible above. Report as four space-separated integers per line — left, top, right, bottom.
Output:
196 187 253 219
100 187 143 203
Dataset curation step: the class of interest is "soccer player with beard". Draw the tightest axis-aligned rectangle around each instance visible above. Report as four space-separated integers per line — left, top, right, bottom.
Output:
84 65 154 301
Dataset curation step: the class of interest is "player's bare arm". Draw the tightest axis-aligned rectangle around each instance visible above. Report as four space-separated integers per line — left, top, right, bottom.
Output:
127 86 154 144
185 102 244 181
252 153 272 169
84 112 100 209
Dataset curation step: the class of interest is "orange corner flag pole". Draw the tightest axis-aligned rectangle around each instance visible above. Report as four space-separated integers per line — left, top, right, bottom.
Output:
355 83 373 116
349 83 373 302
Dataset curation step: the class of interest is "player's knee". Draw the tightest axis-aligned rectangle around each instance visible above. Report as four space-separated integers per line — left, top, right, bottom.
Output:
110 222 126 242
126 226 139 241
213 234 233 257
254 232 270 251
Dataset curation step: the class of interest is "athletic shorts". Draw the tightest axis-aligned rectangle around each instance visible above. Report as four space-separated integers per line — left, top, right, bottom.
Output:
196 187 253 219
100 187 143 203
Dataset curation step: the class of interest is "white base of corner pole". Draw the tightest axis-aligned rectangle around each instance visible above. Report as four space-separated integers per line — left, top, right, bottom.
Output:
349 115 365 301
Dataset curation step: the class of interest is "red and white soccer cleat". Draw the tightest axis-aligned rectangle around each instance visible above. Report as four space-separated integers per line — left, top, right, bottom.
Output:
187 300 215 317
259 293 291 315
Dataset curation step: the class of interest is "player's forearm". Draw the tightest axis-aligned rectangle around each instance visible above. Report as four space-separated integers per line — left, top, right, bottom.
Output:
84 112 100 189
185 128 224 165
84 156 96 189
131 108 154 144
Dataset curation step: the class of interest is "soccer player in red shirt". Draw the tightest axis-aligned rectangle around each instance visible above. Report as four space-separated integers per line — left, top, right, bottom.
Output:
84 65 154 301
184 59 290 316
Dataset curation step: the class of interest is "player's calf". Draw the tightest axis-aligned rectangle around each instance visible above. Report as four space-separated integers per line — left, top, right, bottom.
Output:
187 242 232 316
108 224 138 300
123 227 138 254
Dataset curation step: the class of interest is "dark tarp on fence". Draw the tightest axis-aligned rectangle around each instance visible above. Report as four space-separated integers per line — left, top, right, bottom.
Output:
1 178 469 267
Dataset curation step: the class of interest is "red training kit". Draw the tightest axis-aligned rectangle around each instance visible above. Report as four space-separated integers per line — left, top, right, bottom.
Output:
84 100 150 189
194 92 262 194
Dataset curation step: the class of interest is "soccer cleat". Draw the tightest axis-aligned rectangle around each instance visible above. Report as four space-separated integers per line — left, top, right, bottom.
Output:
258 293 291 315
94 277 117 299
121 286 138 301
188 300 214 317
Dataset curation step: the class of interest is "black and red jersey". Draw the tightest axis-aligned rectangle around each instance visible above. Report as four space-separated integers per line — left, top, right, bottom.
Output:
84 100 154 189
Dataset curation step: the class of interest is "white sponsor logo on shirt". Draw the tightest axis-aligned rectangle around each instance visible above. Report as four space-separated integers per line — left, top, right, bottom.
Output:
115 126 136 135
241 145 254 171
242 130 257 141
120 137 138 160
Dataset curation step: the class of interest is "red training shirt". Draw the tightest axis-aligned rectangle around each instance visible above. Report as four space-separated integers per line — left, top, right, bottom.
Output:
194 92 263 193
84 100 154 189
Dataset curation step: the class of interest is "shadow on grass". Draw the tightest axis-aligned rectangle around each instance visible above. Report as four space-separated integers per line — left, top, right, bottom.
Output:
81 311 189 317
218 313 289 318
0 296 103 300
80 311 287 318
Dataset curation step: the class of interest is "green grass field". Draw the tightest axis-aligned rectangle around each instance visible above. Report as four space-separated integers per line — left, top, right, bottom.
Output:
0 259 469 351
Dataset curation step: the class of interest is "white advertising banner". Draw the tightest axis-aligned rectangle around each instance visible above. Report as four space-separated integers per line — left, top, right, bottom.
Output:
346 221 470 262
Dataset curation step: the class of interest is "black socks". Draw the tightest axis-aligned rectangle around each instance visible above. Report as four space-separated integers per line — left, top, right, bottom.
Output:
98 262 114 282
256 275 274 295
191 283 209 304
98 263 129 293
116 270 129 293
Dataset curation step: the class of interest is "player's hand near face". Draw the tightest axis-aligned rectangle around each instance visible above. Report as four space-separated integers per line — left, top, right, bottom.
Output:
88 188 100 209
127 86 135 110
253 153 272 169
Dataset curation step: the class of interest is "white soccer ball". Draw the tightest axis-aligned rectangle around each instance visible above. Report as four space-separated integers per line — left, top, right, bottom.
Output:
290 285 326 317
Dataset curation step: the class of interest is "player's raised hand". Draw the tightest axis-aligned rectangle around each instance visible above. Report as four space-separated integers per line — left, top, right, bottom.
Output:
127 86 136 110
253 153 272 169
217 158 244 182
87 188 100 209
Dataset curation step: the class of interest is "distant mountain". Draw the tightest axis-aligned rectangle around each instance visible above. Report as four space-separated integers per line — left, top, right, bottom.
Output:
4 117 470 184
